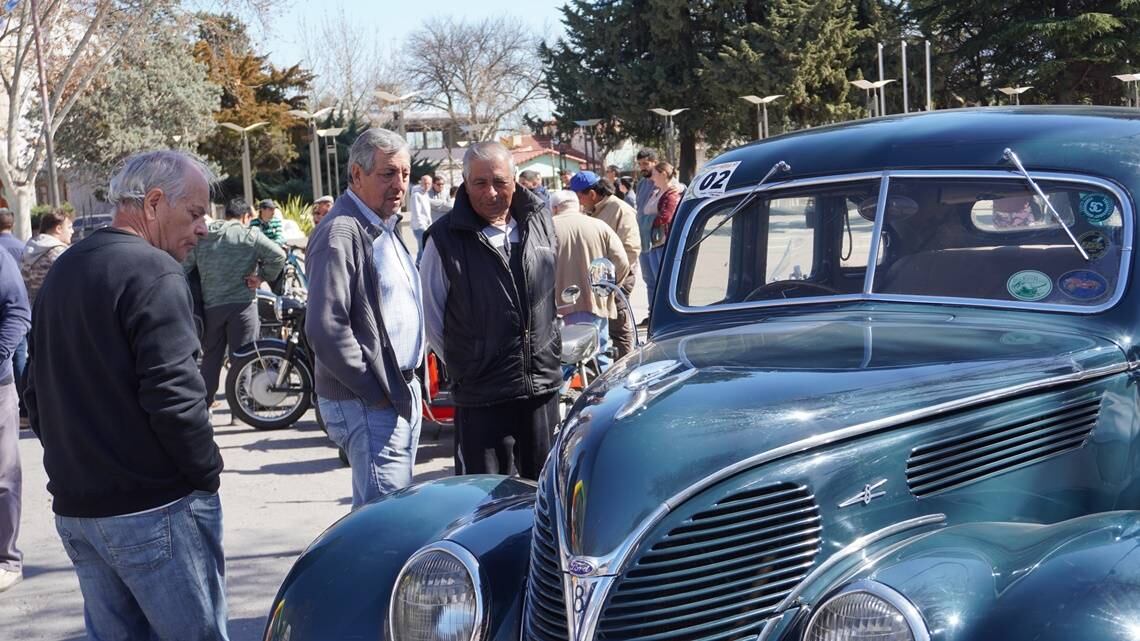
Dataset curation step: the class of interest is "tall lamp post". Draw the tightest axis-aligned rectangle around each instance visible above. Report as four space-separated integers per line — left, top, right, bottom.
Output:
573 118 602 171
375 90 421 139
219 121 269 206
287 106 334 200
740 95 783 140
997 86 1032 106
1113 73 1140 108
317 127 345 197
648 107 688 166
849 80 894 118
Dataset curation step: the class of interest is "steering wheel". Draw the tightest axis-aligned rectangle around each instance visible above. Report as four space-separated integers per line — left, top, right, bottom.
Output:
743 280 839 302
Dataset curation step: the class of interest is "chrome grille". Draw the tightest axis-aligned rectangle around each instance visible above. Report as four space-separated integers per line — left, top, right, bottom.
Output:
907 393 1101 497
597 483 822 641
523 472 568 641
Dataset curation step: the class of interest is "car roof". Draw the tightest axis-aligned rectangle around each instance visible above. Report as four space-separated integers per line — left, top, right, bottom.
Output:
707 106 1140 192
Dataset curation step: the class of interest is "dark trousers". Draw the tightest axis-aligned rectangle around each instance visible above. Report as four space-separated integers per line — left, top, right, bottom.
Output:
454 392 558 480
199 301 259 404
609 271 637 360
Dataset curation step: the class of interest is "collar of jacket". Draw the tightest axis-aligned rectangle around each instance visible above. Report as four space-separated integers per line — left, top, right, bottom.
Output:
330 189 403 237
448 182 546 233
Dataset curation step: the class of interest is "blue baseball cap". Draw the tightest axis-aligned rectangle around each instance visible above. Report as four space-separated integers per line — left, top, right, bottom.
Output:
568 171 600 193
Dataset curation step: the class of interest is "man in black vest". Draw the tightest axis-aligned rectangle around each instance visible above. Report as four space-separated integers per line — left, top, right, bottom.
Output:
420 141 560 479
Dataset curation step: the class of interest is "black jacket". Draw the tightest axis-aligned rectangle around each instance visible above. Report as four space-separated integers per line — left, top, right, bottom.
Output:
27 228 223 517
426 185 560 406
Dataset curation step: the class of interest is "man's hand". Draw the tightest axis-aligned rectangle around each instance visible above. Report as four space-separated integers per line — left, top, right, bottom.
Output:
245 274 262 290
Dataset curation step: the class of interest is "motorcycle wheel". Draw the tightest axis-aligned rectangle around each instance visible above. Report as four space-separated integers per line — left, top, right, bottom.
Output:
225 346 312 430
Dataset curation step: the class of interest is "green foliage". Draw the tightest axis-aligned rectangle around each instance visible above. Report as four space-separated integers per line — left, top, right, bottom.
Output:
278 195 313 236
55 17 221 174
411 154 442 183
30 202 75 233
911 0 1140 107
193 13 314 186
542 0 873 180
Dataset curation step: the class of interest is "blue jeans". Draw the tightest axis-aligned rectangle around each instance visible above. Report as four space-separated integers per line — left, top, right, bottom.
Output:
55 492 228 641
412 229 425 263
319 382 423 510
640 248 663 316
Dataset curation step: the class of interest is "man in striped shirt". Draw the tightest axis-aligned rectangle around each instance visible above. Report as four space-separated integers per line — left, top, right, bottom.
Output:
252 199 285 245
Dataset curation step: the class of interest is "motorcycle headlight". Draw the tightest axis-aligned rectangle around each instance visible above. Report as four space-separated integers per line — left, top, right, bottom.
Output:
390 541 485 641
804 580 929 641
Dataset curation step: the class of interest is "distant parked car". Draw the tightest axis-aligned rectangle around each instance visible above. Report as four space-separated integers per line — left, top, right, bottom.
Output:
264 107 1140 641
71 214 112 241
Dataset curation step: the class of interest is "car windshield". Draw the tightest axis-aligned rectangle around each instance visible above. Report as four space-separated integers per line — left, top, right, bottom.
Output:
674 174 1127 310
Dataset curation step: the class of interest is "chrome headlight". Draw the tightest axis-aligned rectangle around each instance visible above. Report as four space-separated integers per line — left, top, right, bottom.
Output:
804 580 929 641
390 541 485 641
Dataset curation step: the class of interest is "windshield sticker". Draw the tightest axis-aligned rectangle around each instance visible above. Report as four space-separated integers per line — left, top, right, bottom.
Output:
1057 269 1109 301
1077 230 1110 259
1007 270 1052 301
688 161 742 199
1079 192 1115 224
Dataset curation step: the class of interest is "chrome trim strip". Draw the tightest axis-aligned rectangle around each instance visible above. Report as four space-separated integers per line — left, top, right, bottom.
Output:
863 173 890 294
669 169 1134 316
803 580 932 641
558 360 1125 583
389 540 487 641
773 514 945 613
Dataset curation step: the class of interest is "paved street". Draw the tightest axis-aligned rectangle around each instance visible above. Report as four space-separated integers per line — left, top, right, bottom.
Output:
0 406 457 641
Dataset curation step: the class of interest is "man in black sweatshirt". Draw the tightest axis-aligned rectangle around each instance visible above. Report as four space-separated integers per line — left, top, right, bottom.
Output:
25 150 229 640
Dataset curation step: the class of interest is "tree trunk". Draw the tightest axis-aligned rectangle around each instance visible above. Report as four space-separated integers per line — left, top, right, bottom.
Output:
679 127 698 184
7 183 35 240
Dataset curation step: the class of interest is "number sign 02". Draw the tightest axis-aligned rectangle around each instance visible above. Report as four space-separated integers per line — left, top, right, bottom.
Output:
690 161 741 199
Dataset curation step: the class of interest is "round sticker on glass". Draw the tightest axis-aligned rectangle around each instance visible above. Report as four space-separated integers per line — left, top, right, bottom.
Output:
1007 270 1053 301
1077 230 1110 259
1057 269 1109 301
1080 192 1115 224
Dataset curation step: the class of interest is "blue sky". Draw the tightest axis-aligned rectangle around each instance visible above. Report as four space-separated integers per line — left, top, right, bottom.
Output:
260 0 568 69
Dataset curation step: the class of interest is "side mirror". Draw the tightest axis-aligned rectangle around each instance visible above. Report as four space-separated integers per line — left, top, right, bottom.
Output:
589 258 616 297
561 285 582 305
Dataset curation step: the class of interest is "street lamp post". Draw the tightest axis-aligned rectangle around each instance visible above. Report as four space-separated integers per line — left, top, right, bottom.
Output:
849 80 895 118
287 107 334 200
1113 73 1140 108
573 118 602 171
648 107 688 166
374 90 421 139
740 95 783 140
219 121 269 206
317 127 345 196
997 86 1033 106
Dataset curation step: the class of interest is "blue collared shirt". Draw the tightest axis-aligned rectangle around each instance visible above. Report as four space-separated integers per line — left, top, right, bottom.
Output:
344 188 424 370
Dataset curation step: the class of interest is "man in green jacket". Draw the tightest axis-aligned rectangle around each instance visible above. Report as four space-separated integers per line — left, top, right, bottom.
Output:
184 198 286 406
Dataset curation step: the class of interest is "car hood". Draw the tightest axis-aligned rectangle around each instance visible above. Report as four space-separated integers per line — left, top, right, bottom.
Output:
553 311 1128 559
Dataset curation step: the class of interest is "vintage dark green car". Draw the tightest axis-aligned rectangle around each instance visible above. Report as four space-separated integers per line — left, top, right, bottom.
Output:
265 108 1140 641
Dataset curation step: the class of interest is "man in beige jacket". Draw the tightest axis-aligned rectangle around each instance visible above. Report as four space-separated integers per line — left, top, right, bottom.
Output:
570 171 640 358
548 190 629 370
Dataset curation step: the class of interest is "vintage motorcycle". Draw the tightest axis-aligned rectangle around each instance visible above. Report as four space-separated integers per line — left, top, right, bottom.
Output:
225 291 315 430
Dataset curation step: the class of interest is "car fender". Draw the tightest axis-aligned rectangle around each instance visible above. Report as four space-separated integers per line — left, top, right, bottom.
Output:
798 512 1140 641
264 475 535 641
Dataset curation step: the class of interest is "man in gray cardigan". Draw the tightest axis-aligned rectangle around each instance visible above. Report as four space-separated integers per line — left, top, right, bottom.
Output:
304 128 423 509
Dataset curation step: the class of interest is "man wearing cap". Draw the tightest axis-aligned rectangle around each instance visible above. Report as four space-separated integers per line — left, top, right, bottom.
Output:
570 171 640 359
312 195 334 227
252 199 285 245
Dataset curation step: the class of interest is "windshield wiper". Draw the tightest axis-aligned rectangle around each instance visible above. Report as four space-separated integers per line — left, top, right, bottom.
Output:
1002 148 1089 261
684 161 791 254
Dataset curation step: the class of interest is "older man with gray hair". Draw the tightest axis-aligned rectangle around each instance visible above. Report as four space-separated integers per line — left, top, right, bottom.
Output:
420 141 560 480
25 150 227 639
305 127 423 509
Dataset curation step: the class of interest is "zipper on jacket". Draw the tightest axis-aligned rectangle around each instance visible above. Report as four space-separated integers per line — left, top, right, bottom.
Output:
477 226 534 396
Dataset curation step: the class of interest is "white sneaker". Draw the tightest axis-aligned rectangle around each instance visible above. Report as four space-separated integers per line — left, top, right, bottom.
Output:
0 568 22 592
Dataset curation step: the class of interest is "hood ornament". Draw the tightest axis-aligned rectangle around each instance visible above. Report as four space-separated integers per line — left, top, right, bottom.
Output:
838 479 887 508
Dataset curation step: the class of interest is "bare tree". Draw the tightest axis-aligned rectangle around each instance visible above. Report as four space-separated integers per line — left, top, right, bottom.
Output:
405 16 545 142
301 5 400 117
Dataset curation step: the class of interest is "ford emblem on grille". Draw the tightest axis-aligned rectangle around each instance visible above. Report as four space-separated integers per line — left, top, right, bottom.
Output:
568 558 595 577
